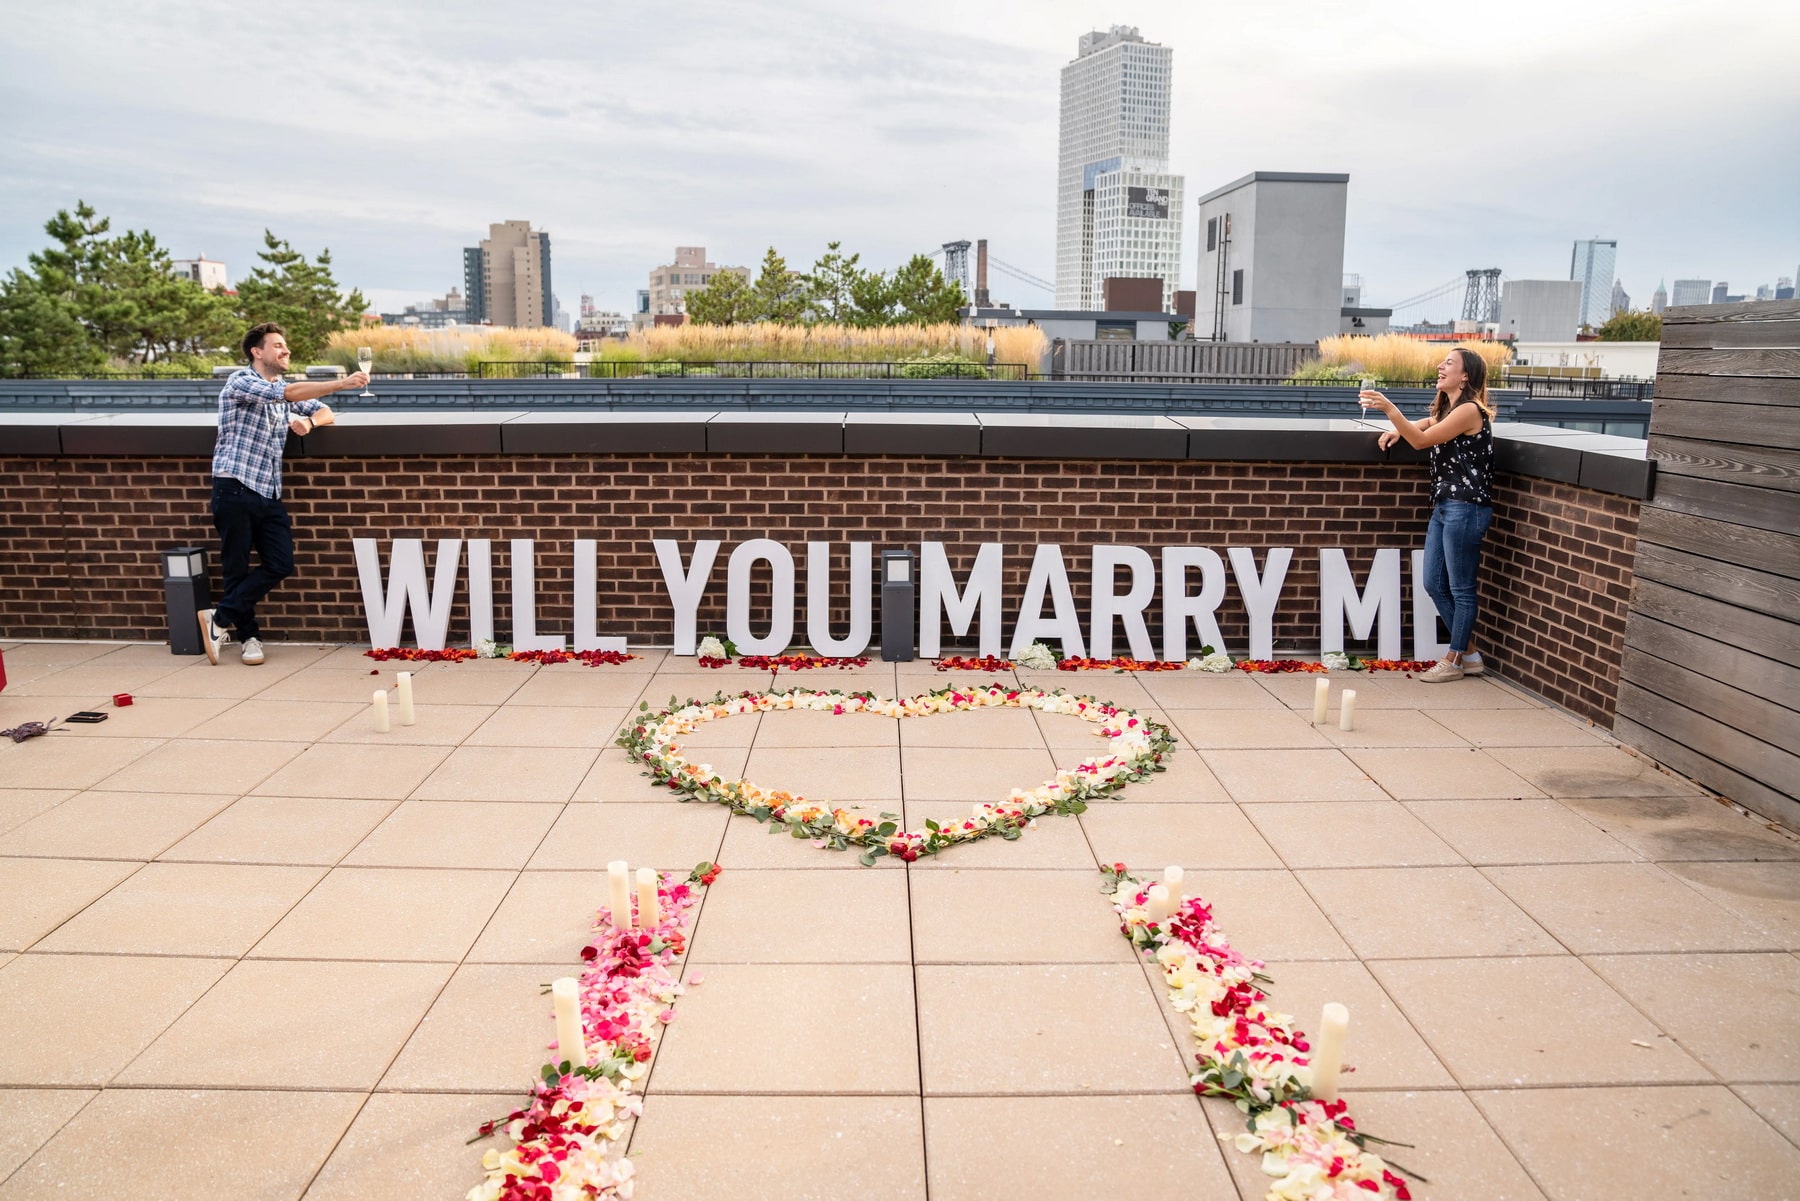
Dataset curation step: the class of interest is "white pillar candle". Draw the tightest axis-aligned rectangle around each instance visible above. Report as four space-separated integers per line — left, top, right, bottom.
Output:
395 671 415 726
1311 1002 1350 1103
1312 677 1330 724
371 689 389 733
1146 883 1172 921
551 976 586 1069
1338 688 1357 732
636 867 660 927
1163 865 1184 911
607 860 632 929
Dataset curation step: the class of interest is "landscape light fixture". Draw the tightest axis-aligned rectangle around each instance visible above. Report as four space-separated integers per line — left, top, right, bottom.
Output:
161 546 211 655
879 549 916 662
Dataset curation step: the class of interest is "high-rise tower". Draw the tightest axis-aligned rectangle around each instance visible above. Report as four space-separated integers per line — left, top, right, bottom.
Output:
1571 238 1617 330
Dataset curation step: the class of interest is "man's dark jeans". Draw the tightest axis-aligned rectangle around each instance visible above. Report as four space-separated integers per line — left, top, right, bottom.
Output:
210 477 293 641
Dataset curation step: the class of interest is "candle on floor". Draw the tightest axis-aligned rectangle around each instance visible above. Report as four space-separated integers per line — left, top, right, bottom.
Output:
1163 865 1184 911
371 689 389 733
1338 688 1357 732
1312 676 1330 724
1146 882 1172 921
395 671 415 726
1311 1002 1350 1103
636 867 660 926
608 860 632 929
551 976 587 1069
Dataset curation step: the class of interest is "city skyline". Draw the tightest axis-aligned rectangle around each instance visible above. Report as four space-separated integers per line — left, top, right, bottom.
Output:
0 0 1793 322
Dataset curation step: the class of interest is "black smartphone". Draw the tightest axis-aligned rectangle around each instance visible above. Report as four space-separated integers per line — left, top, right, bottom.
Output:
65 712 109 723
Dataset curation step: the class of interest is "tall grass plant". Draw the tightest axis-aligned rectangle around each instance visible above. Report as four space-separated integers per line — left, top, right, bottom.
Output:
1299 334 1512 385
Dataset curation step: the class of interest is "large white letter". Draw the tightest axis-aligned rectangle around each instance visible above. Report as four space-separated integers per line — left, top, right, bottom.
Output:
919 542 1004 658
1228 546 1293 661
654 538 721 656
806 542 872 657
353 537 463 650
1162 547 1229 660
572 539 628 653
1011 544 1087 659
468 538 494 645
727 539 795 655
1411 549 1450 662
1090 545 1157 660
510 538 565 652
1319 548 1403 660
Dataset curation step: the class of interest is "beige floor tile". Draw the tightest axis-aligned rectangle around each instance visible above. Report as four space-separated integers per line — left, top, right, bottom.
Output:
1245 800 1464 868
0 736 165 790
917 963 1187 1094
1170 706 1332 749
771 660 897 688
1298 866 1562 958
1318 707 1474 749
117 958 452 1088
1380 675 1539 709
1404 798 1639 865
740 744 904 801
1010 670 1159 709
650 962 919 1093
645 672 773 709
0 641 124 674
1035 708 1158 751
1486 744 1704 798
753 706 900 747
910 869 1134 964
410 745 596 803
1244 958 1456 1090
302 1091 516 1201
1369 956 1711 1087
322 701 500 745
1485 862 1779 953
686 867 909 962
1172 868 1353 959
1734 1083 1800 1145
35 861 323 956
0 693 110 727
898 667 1024 698
1663 861 1800 949
1587 953 1800 1082
1557 794 1800 863
1103 746 1234 802
528 801 728 872
1082 802 1285 870
1430 706 1612 747
902 799 1097 869
1133 672 1283 708
631 1094 924 1201
464 704 630 749
375 667 535 707
0 857 139 950
1474 1085 1800 1200
0 953 228 1085
505 669 653 707
898 706 1046 748
251 866 514 960
1256 674 1411 710
159 795 398 864
133 658 316 699
1 791 235 859
652 708 762 751
0 790 74 836
3 662 188 697
1200 747 1388 802
342 800 562 869
1346 747 1546 800
0 1089 96 1182
96 737 308 795
0 1087 363 1201
384 961 573 1089
715 799 905 869
900 746 1060 802
466 869 623 963
41 696 238 739
180 698 364 742
246 667 432 704
251 742 452 799
574 746 748 803
927 1094 1237 1201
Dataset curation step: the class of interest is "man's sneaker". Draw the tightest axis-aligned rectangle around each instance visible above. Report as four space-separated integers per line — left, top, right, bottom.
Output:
1463 653 1486 676
1418 657 1465 683
196 609 228 665
240 638 265 666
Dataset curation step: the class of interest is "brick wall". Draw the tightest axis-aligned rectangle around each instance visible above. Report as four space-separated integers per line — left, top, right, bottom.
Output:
0 453 1637 726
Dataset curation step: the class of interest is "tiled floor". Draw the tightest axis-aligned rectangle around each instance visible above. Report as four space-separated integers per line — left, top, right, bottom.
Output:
0 639 1797 1199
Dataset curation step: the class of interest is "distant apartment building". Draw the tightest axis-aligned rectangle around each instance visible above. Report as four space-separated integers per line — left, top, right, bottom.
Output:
647 247 749 318
1778 277 1796 301
1193 171 1349 343
1670 279 1712 307
1055 26 1185 312
1499 279 1583 342
462 221 554 328
1570 238 1617 329
380 286 467 329
170 256 228 291
1712 283 1731 304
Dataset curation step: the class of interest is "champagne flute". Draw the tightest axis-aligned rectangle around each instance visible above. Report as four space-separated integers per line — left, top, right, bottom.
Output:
356 346 374 398
1357 375 1379 414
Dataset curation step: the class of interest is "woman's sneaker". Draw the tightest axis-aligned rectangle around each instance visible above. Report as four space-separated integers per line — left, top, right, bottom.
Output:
240 638 265 666
1463 653 1486 676
1418 657 1465 683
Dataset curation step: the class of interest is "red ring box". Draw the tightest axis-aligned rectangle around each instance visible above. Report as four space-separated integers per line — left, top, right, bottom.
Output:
112 693 133 707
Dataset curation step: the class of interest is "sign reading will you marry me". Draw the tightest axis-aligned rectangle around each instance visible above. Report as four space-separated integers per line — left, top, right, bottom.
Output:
352 537 1454 663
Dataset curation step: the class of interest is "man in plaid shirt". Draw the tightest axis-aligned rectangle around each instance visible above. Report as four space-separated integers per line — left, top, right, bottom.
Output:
197 322 368 665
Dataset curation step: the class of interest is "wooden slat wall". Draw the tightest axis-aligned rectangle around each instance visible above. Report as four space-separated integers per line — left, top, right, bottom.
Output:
1062 340 1314 383
1615 299 1800 829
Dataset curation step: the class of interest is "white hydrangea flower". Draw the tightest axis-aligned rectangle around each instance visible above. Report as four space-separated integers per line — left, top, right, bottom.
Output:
1016 641 1058 670
1198 652 1234 673
1321 651 1352 671
473 637 500 659
695 635 727 659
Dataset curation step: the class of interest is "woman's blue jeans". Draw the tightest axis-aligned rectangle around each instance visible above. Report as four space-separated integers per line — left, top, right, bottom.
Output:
1421 500 1493 654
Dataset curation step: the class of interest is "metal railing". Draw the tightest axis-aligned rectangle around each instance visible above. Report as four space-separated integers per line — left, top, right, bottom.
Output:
475 360 1030 381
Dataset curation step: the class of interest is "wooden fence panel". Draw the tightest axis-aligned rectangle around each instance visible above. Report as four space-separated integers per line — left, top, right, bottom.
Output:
1060 340 1315 383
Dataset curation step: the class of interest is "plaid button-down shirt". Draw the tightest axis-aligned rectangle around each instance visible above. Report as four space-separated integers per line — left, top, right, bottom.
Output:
212 368 322 499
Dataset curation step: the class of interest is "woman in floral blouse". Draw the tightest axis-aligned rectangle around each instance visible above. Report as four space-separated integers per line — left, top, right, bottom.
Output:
1358 348 1496 683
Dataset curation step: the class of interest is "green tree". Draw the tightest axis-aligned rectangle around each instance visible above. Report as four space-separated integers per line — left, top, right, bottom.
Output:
683 269 758 325
749 247 807 325
0 202 110 375
233 230 368 361
801 241 870 325
847 269 896 327
885 254 968 325
1595 309 1662 342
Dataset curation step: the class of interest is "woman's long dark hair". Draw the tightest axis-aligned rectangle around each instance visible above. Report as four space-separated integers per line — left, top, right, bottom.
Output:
1431 347 1494 421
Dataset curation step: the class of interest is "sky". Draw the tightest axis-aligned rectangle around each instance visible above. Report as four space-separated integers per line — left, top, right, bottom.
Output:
2 0 1794 323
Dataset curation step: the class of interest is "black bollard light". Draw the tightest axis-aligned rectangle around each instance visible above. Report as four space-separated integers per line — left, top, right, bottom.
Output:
879 549 916 662
162 546 211 655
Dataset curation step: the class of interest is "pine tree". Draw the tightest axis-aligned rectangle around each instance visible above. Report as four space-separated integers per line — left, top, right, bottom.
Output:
233 230 368 362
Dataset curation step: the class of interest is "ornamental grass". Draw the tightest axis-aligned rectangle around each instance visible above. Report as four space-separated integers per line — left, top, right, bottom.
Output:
1296 334 1513 385
594 321 1046 369
322 326 578 374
